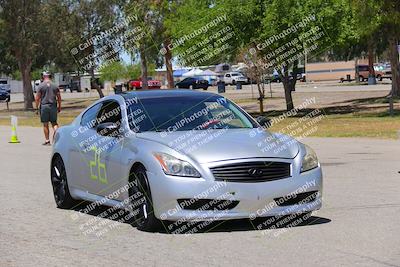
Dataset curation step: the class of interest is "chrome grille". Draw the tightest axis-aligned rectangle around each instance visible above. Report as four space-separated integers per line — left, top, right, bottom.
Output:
210 161 291 182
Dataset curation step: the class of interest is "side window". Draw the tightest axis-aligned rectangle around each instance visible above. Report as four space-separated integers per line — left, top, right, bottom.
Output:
96 101 122 126
226 74 231 77
81 103 101 128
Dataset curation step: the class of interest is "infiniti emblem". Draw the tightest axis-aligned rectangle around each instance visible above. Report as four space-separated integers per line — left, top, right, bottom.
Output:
248 168 263 177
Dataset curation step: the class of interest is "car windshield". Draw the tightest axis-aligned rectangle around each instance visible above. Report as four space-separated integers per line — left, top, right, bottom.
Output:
126 95 257 132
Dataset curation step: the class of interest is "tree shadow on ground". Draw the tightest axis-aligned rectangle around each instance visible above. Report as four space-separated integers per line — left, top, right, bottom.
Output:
250 96 400 118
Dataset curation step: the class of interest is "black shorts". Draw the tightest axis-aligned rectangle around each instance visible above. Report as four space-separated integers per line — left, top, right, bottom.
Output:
40 104 57 123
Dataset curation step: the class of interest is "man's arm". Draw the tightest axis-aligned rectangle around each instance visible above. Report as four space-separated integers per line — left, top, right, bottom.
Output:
56 89 61 113
35 90 41 111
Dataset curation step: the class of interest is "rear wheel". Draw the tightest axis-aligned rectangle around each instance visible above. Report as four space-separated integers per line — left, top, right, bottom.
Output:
51 155 77 209
128 165 161 232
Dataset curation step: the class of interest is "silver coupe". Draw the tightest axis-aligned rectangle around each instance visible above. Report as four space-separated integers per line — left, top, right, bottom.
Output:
50 90 322 231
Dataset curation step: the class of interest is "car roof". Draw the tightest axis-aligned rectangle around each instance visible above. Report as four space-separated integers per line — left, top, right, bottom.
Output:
120 89 219 100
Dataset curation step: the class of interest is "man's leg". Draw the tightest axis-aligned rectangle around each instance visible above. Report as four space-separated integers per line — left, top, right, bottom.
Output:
51 122 59 142
50 104 59 143
40 105 51 145
43 122 50 144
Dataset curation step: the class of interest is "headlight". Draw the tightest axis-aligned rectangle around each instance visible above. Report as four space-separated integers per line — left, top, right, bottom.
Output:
153 152 201 178
301 145 319 172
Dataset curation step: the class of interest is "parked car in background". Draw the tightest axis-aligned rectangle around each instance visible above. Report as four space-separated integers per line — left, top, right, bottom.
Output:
175 77 209 90
381 68 392 80
71 80 83 92
223 72 248 85
357 64 384 82
128 77 161 90
0 79 11 102
295 67 306 82
376 64 392 80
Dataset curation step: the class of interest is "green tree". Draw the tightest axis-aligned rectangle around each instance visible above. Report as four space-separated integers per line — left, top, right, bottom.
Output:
99 61 128 83
380 0 400 97
0 0 44 109
0 0 82 109
124 0 164 90
72 0 121 97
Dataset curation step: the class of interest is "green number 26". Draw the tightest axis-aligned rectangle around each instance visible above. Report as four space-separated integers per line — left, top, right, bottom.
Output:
89 147 108 184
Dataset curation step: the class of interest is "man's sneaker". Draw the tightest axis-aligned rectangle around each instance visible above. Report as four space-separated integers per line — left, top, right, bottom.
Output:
42 140 51 146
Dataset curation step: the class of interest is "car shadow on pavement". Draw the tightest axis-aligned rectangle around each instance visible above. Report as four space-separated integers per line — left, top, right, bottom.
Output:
71 203 330 234
158 215 331 234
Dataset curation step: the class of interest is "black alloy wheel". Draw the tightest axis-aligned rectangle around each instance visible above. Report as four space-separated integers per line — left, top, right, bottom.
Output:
128 165 161 232
51 155 76 209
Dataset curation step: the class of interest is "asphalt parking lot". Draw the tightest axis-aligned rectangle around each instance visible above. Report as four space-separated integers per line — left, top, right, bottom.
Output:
0 126 399 266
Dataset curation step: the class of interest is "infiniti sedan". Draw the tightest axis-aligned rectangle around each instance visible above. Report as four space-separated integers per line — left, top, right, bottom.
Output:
50 90 322 231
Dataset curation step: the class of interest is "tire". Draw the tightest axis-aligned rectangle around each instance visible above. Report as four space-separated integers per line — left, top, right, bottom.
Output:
128 165 161 232
358 75 364 82
377 75 383 81
232 80 236 85
51 155 77 209
203 86 208 91
189 85 193 90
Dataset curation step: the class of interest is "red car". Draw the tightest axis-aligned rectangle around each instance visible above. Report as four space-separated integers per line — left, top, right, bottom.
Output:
128 77 161 90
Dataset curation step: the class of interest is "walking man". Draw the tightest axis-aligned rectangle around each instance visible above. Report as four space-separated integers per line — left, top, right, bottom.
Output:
35 72 61 145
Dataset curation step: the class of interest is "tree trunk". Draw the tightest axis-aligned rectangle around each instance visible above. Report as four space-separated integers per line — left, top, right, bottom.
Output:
19 60 34 110
279 66 295 111
368 38 376 85
140 45 148 90
388 37 400 97
256 82 264 114
90 67 104 98
163 38 174 88
282 80 295 111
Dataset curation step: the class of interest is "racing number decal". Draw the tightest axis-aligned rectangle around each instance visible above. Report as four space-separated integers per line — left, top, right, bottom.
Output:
89 147 108 184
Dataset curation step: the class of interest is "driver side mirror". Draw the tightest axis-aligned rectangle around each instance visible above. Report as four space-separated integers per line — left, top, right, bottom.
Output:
256 116 272 128
97 122 120 137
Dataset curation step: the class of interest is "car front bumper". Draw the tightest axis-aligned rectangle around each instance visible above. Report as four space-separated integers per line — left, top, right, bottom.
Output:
148 162 322 222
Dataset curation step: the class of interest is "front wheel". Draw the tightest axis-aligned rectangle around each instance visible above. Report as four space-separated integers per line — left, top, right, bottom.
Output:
189 85 193 90
51 155 77 209
128 166 161 232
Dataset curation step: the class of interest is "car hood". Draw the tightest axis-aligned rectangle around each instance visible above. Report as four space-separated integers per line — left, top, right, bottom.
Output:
136 128 299 163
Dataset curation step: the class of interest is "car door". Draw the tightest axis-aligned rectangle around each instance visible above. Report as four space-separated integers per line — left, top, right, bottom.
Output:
68 102 102 192
82 100 126 198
